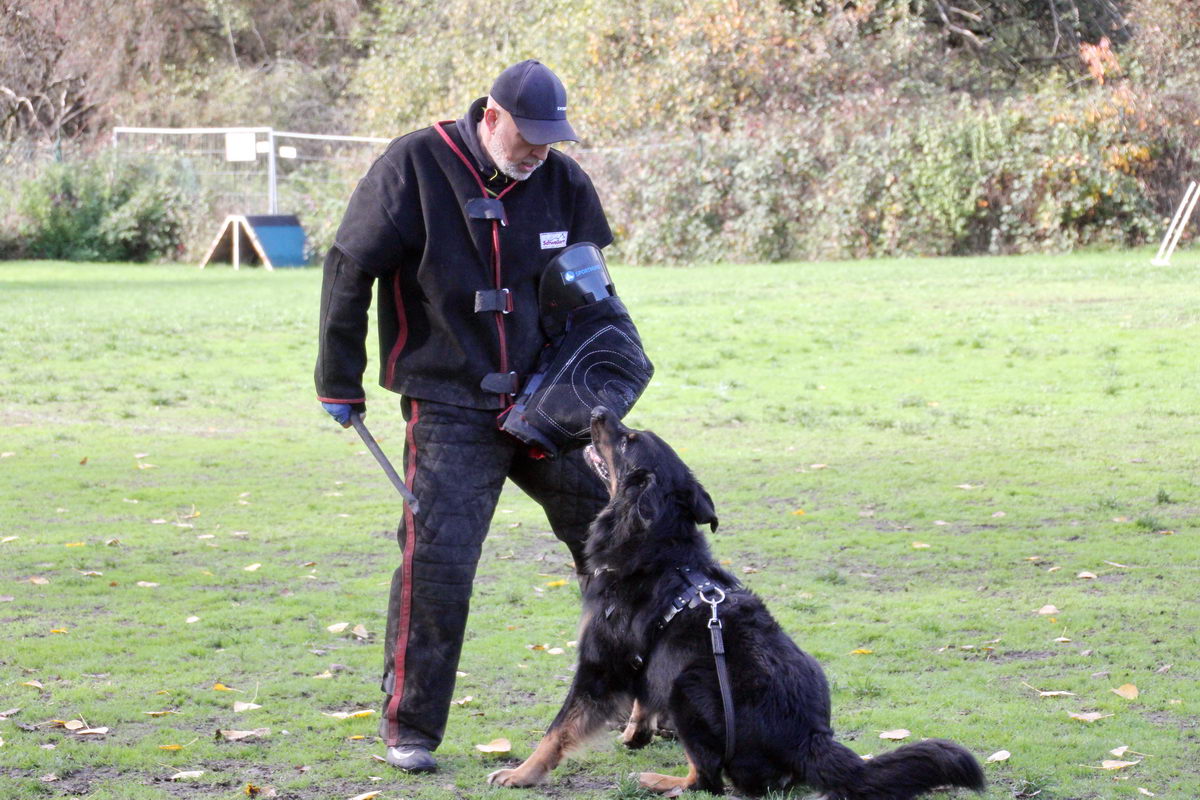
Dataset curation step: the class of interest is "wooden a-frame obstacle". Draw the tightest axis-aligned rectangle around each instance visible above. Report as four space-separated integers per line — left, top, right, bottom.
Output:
1152 180 1199 266
199 214 308 270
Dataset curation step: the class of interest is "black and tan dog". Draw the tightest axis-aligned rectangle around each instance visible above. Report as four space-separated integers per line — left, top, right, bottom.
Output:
488 407 985 798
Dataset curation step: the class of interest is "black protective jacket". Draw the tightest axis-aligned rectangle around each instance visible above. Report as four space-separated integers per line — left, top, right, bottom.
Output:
315 98 613 410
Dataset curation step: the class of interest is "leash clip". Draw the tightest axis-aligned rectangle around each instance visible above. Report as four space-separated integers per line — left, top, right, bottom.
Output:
698 584 725 628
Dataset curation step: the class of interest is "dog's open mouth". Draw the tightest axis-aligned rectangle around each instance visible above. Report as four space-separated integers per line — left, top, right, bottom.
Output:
584 444 610 482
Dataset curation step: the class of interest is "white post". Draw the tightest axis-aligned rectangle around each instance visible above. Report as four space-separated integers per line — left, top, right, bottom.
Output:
267 128 278 214
1153 180 1198 266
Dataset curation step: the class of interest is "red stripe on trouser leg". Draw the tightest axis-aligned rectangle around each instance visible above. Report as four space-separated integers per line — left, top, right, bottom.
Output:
384 399 420 744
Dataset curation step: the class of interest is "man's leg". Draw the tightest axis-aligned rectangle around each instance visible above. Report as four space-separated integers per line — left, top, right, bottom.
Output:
509 445 609 579
379 398 513 764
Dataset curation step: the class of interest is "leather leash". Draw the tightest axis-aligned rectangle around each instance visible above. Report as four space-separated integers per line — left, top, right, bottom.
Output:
679 568 736 764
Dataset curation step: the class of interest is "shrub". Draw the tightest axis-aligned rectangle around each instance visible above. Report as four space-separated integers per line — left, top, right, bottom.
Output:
11 155 194 262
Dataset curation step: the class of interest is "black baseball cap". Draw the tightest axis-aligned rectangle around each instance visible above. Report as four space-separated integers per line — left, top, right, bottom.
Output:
490 60 578 145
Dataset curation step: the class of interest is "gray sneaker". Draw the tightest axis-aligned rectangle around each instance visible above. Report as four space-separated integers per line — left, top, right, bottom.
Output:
385 745 438 772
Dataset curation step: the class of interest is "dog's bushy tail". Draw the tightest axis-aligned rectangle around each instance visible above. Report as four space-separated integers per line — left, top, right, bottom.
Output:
804 735 984 800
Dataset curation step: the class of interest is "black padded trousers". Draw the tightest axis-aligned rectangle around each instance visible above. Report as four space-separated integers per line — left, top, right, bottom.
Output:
377 397 608 749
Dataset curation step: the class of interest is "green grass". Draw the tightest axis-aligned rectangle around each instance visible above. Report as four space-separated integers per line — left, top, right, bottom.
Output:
1 251 1197 800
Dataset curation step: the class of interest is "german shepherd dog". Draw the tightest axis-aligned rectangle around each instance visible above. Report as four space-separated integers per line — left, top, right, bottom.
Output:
489 408 985 798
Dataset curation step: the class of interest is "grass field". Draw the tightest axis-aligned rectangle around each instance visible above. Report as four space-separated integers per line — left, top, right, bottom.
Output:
0 251 1197 800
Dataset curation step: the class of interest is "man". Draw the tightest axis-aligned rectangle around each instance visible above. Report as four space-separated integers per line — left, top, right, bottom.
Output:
315 60 613 773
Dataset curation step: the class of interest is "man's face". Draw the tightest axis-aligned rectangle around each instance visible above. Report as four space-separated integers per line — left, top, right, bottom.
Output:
484 107 551 181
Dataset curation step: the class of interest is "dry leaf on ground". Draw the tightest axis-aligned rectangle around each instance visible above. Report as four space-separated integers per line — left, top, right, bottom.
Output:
346 792 382 800
233 702 262 712
1112 684 1139 700
475 737 511 753
170 770 204 781
217 728 269 741
1069 712 1112 723
1037 605 1060 615
327 622 349 633
323 710 375 719
986 750 1011 762
879 729 910 740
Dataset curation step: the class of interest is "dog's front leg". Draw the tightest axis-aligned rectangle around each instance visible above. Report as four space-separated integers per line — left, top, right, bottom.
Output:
488 667 620 788
620 699 656 749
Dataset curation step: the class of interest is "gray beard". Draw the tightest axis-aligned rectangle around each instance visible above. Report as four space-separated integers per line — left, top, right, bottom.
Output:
486 133 543 181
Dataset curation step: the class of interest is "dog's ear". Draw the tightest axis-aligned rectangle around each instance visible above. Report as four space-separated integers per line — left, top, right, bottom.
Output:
689 483 719 532
623 468 659 527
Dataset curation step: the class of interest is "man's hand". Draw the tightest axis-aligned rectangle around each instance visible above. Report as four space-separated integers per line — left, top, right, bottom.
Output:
321 402 359 428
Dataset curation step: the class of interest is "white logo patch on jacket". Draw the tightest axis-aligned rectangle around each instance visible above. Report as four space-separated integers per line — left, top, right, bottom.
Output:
539 231 568 250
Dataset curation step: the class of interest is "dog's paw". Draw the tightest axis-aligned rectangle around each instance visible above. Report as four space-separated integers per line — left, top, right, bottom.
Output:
637 772 689 796
620 722 654 749
487 767 543 788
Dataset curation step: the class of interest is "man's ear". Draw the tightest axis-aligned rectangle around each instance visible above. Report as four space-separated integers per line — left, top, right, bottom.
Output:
689 483 718 532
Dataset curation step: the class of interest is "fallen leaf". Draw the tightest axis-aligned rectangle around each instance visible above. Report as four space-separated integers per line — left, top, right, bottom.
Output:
313 670 334 679
879 729 910 740
1138 788 1156 796
233 702 262 712
323 710 375 719
351 624 370 639
1110 746 1130 757
547 647 565 655
911 542 931 549
212 683 242 692
243 563 261 572
1037 605 1059 615
0 709 20 719
955 483 976 490
346 792 382 800
1098 759 1140 770
1112 684 1139 700
1 536 18 543
136 581 159 588
986 750 1011 763
77 727 109 735
475 737 512 753
143 710 178 717
186 616 200 624
544 579 568 588
170 771 204 780
1077 571 1097 580
850 649 874 655
29 576 49 585
41 774 59 782
1104 560 1132 568
23 680 44 690
1069 712 1112 723
1155 664 1172 674
217 728 269 741
452 696 473 706
1023 683 1075 697
79 571 102 577
64 542 85 547
244 784 278 797
62 720 86 730
326 622 349 633
159 744 184 751
1053 636 1072 643
49 628 67 634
